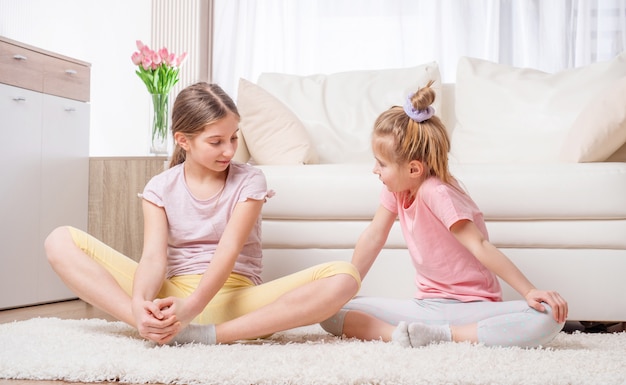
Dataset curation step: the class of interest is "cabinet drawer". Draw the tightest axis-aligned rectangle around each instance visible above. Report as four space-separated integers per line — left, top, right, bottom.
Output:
0 39 45 92
0 38 91 102
44 58 90 102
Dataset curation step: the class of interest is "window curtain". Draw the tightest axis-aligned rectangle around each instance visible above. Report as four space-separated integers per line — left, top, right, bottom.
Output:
212 0 626 97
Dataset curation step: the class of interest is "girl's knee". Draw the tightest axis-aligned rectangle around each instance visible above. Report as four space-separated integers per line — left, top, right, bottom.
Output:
325 261 361 287
44 226 77 264
314 261 361 301
539 304 565 334
523 304 564 347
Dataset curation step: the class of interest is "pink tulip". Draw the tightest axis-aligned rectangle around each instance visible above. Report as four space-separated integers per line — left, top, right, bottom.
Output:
131 39 187 94
131 52 143 66
141 56 152 71
176 52 188 66
140 45 153 57
151 52 162 66
150 52 161 70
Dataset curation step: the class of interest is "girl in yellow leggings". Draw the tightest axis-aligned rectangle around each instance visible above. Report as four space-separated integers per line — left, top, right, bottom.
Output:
45 82 360 345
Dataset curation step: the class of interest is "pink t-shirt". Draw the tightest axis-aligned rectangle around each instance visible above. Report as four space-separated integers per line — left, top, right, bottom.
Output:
142 162 269 284
380 177 502 302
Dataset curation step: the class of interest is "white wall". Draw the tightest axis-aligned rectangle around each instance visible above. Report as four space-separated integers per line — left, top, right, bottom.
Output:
0 0 155 156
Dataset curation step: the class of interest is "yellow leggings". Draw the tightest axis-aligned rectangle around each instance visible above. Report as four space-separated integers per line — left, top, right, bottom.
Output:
68 227 360 325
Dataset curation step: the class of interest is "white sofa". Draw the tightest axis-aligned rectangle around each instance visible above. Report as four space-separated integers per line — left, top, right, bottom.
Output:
233 56 626 322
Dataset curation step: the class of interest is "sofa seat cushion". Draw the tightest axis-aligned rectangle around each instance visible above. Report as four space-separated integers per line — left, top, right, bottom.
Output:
453 162 626 220
257 162 626 220
261 219 626 250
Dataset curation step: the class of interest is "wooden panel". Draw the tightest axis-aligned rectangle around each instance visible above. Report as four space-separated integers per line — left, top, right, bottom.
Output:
0 36 91 102
43 57 90 102
0 39 45 92
88 157 167 261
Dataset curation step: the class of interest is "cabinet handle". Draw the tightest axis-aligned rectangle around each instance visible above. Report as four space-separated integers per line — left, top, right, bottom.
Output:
13 54 27 61
12 97 26 102
65 69 77 75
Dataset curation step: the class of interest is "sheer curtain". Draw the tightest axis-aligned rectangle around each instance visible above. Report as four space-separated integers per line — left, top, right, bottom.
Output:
212 0 626 97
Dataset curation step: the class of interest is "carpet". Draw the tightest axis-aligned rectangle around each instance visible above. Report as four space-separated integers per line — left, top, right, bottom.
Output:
1 317 625 385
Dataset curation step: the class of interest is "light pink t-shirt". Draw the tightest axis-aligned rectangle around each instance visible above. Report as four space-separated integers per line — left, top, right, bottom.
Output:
142 162 269 284
380 177 502 302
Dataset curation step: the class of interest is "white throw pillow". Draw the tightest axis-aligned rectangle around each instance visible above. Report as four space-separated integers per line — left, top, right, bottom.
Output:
237 78 319 165
257 63 441 163
559 76 626 162
451 53 626 163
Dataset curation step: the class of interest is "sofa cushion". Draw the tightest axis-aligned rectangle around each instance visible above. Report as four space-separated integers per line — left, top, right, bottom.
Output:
451 52 626 163
559 76 626 162
237 78 319 165
257 162 626 220
256 63 441 164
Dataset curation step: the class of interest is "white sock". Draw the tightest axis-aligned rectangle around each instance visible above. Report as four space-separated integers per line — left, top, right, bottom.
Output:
392 321 451 347
391 321 411 347
169 324 216 345
407 322 451 347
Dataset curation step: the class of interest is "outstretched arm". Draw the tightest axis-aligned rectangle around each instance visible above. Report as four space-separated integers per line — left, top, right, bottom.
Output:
132 199 180 343
450 219 568 323
351 205 396 280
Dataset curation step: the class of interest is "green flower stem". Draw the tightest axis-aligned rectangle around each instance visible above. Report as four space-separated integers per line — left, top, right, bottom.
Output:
151 93 169 141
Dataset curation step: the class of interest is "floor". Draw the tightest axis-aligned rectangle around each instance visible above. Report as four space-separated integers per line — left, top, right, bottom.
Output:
0 299 115 324
0 299 122 385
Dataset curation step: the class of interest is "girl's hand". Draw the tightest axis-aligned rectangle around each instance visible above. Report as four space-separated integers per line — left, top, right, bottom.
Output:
132 298 181 344
524 288 569 324
155 296 198 331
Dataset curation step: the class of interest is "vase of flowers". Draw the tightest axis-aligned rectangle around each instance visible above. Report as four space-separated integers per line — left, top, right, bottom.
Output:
131 40 187 155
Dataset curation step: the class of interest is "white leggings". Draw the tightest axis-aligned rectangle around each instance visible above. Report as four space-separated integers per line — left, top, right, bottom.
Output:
330 296 564 347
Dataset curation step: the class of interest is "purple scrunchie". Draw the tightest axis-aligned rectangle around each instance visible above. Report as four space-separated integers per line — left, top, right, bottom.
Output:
403 93 435 123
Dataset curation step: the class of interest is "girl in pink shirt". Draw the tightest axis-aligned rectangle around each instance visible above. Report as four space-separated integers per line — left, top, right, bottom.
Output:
321 81 568 348
45 82 360 345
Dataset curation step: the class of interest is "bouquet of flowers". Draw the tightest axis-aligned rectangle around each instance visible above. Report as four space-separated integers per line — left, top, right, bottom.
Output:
131 40 187 152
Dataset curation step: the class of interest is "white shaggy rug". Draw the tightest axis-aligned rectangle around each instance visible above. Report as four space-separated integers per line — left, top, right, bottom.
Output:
1 317 625 385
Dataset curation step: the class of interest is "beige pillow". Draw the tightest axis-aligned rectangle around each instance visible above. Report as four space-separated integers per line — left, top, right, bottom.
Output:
559 76 626 162
606 143 626 162
237 78 319 165
451 52 626 163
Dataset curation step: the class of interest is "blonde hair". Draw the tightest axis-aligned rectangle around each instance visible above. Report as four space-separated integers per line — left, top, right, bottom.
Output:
372 80 453 185
169 82 240 168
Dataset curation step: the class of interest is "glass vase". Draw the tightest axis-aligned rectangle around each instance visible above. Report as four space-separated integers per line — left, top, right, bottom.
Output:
150 93 169 155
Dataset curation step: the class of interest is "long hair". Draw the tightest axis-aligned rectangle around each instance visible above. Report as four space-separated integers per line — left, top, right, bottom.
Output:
372 80 453 185
169 82 240 168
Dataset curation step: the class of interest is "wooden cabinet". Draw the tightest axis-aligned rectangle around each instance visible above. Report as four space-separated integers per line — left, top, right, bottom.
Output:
88 157 167 262
0 37 90 309
0 36 90 101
